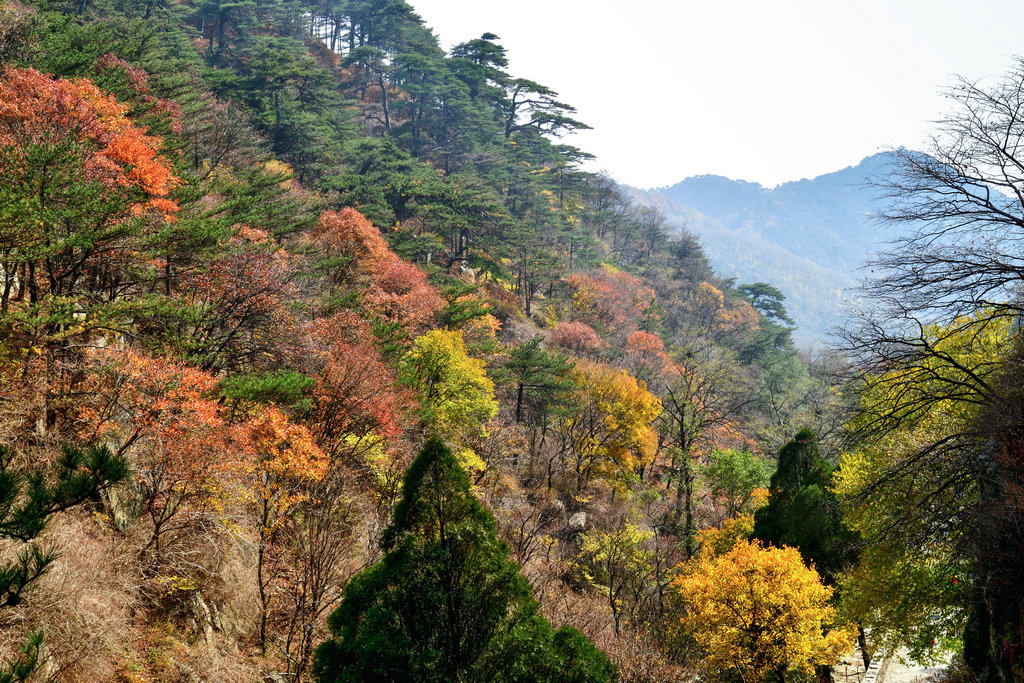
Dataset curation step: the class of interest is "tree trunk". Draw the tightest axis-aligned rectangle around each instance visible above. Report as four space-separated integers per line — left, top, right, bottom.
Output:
858 624 870 669
378 73 390 131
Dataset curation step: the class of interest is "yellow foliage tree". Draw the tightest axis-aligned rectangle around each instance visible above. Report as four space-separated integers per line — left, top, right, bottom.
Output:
832 313 1011 659
400 329 497 471
670 540 852 683
559 360 662 491
696 512 755 559
576 522 656 634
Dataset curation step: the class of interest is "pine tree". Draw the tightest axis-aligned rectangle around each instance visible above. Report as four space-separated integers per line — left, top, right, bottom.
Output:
752 429 855 584
314 437 616 682
504 335 575 425
0 443 128 682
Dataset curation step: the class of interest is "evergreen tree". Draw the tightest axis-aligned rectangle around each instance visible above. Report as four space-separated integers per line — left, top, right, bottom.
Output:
314 437 616 682
752 429 855 584
504 335 575 425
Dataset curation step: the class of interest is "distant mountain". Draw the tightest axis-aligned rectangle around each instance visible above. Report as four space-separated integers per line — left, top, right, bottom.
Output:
630 152 911 346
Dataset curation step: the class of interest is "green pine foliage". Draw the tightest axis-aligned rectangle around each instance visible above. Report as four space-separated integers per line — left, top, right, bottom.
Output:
0 443 128 681
314 437 616 682
753 429 856 584
503 334 575 425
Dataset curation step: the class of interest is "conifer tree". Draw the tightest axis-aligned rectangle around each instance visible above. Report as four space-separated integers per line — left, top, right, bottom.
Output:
504 335 575 425
0 443 128 681
314 437 616 682
753 429 855 584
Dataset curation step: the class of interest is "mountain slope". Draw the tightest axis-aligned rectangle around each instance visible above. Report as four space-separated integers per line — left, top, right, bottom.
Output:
631 152 909 345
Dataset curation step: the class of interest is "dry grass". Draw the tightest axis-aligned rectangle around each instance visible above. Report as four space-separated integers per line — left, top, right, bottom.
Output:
0 512 137 681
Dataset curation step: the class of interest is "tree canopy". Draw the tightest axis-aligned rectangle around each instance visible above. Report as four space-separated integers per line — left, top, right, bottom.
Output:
314 437 616 682
669 540 852 683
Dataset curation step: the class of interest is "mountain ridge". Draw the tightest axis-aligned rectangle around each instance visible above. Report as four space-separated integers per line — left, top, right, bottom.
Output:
631 151 910 345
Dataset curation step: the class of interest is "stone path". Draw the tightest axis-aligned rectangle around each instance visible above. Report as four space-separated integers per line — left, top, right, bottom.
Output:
879 650 948 683
833 646 949 683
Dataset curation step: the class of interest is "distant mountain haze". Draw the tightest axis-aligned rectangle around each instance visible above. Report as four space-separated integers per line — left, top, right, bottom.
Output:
630 152 910 346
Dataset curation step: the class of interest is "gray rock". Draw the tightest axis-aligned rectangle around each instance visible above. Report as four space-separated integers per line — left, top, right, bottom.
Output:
568 512 587 531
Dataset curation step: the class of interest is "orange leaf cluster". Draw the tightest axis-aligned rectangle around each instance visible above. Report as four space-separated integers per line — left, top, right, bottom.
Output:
242 406 328 512
314 207 392 267
624 330 676 380
363 257 442 331
551 321 605 356
313 209 442 332
0 66 180 219
80 348 232 491
567 266 655 336
715 299 760 334
303 311 408 451
690 282 760 335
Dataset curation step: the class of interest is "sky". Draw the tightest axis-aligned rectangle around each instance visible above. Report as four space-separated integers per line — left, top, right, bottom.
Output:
410 0 1024 189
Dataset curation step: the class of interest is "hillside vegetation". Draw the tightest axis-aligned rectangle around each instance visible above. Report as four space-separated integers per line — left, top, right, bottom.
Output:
1 0 1023 682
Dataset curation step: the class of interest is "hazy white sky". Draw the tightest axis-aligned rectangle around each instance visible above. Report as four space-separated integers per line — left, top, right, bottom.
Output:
411 0 1024 189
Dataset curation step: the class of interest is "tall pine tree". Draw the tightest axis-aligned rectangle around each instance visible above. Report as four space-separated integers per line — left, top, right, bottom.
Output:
314 437 616 682
752 429 855 584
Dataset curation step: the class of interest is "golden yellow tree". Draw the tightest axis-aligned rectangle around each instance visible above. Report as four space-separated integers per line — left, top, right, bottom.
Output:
558 360 662 491
670 540 851 683
399 328 498 472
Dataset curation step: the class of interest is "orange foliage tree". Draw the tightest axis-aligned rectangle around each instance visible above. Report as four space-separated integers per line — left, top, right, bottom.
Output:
79 348 228 574
310 209 442 334
240 406 328 652
684 282 761 342
0 66 179 218
0 67 180 326
624 330 673 384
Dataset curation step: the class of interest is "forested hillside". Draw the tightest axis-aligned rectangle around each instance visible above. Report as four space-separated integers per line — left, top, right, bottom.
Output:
1 0 1023 682
631 153 907 344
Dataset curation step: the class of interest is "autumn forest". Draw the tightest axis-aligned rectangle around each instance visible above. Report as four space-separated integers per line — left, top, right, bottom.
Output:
0 0 1022 682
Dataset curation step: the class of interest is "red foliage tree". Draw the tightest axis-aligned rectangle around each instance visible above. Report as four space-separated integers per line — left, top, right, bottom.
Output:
624 330 673 383
551 321 605 357
310 209 442 334
302 311 408 459
79 348 230 573
362 257 442 333
567 266 654 339
179 226 299 372
313 208 391 280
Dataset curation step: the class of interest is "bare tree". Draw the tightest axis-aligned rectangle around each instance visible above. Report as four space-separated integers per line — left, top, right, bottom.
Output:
859 61 1024 336
841 62 1024 493
657 339 751 557
841 58 1024 682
